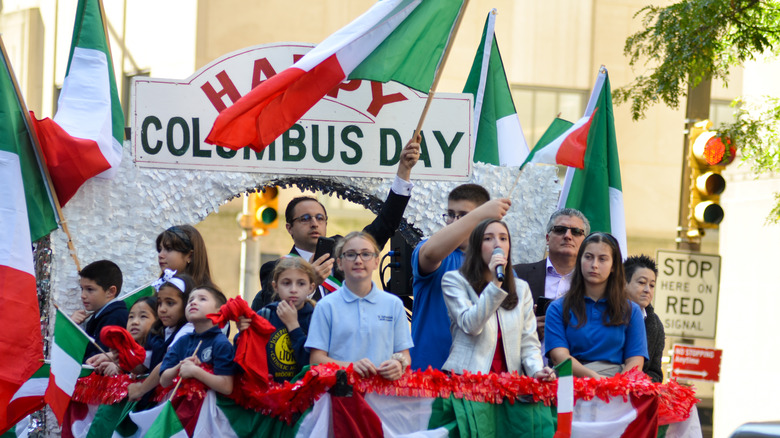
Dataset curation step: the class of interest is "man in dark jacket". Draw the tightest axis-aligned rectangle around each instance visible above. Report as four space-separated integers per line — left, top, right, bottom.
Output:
252 137 420 310
512 208 589 340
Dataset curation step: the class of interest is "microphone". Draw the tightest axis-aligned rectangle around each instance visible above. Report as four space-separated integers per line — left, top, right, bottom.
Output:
492 247 505 282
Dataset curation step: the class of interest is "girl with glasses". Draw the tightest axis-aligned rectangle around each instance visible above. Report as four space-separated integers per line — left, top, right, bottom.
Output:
306 231 413 381
545 232 648 378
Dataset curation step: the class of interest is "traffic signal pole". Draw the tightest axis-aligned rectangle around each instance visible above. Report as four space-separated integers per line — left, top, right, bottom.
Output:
677 79 711 251
239 194 261 302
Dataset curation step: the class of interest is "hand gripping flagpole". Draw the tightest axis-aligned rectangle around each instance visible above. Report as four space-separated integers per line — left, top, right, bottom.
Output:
412 0 471 143
0 37 82 272
168 340 204 402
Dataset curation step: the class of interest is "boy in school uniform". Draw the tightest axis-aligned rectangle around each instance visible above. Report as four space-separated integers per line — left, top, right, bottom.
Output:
160 286 235 395
72 260 128 361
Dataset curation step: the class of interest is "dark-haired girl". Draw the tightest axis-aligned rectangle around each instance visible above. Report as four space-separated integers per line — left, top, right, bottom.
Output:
545 232 648 378
441 219 554 380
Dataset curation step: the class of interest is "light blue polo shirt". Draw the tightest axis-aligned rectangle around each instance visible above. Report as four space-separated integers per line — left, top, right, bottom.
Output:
305 282 414 367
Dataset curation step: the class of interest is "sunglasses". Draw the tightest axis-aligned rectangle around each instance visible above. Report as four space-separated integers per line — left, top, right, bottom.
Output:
550 225 585 237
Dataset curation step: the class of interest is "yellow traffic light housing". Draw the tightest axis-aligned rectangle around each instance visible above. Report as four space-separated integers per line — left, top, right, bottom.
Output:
238 186 280 237
687 120 735 237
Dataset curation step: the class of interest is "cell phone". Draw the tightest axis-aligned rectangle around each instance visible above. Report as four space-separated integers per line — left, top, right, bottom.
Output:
313 237 336 262
535 297 553 317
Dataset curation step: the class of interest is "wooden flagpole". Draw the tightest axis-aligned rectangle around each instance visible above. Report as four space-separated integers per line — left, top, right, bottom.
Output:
0 36 82 271
168 340 204 402
412 0 471 141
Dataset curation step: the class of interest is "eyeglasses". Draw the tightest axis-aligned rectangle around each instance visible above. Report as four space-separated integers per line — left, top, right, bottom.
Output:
340 251 378 261
290 213 328 225
442 212 467 224
550 225 586 237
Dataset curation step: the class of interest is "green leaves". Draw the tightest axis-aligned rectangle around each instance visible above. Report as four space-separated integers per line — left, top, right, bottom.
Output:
615 0 780 120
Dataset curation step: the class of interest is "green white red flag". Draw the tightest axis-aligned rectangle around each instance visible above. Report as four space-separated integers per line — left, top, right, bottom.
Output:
45 308 92 424
206 0 466 152
556 68 627 255
554 359 573 438
0 40 54 425
464 10 530 166
0 364 48 435
32 0 124 206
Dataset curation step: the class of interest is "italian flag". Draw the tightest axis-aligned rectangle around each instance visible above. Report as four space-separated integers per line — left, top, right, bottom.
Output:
0 364 48 435
554 359 573 438
118 283 155 310
45 308 92 424
0 44 54 425
523 68 627 254
557 68 627 255
32 0 124 206
463 10 530 166
206 0 466 152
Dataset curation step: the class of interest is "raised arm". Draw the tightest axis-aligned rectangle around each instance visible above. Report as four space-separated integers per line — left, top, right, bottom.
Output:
417 198 511 275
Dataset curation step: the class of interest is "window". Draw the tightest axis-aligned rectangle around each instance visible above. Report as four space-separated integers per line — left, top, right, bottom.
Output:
511 85 589 147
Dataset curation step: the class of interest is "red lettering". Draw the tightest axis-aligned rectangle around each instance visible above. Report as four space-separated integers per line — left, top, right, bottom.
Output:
251 58 278 89
366 82 407 117
293 54 305 63
201 71 242 113
327 79 362 98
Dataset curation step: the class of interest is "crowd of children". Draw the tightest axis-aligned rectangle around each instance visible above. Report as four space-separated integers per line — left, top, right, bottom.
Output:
66 182 659 430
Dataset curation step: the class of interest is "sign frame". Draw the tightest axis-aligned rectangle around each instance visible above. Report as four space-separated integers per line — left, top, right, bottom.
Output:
653 249 721 339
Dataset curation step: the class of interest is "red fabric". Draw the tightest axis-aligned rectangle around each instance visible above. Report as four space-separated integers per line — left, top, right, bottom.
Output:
556 108 596 169
30 113 110 206
554 412 572 438
624 393 660 437
206 54 346 152
207 297 276 390
490 324 508 373
331 390 384 438
0 266 43 418
45 378 71 424
99 326 146 372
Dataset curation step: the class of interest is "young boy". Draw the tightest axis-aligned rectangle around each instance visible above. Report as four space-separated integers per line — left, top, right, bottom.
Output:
74 260 128 361
160 286 235 395
410 184 511 371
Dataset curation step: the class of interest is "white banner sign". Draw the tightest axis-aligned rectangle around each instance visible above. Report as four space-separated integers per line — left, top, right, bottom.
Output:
131 43 473 180
654 249 721 339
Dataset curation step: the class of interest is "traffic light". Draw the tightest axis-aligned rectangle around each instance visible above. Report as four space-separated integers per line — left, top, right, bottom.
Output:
238 186 280 237
687 120 735 237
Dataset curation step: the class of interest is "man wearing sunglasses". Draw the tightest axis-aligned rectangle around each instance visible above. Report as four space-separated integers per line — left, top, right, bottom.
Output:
513 208 590 341
251 137 421 310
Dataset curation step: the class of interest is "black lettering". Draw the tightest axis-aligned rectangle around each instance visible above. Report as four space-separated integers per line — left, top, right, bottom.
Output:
141 116 163 154
167 117 189 157
666 296 678 314
679 297 691 315
700 261 712 278
312 125 335 163
686 260 698 278
663 257 675 276
283 124 306 161
693 298 704 315
434 131 463 169
191 118 211 157
340 125 363 165
380 128 402 166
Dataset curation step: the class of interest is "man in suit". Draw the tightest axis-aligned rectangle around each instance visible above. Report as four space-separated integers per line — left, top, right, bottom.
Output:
251 137 420 310
513 208 589 340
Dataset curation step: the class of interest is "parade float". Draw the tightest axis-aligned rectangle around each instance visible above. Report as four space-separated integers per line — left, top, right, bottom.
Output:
0 0 703 435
